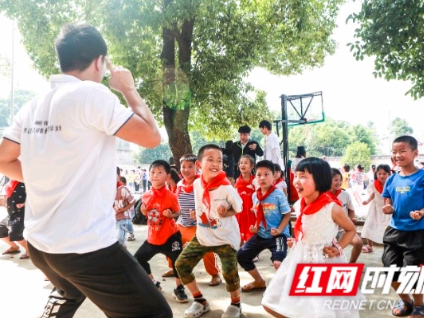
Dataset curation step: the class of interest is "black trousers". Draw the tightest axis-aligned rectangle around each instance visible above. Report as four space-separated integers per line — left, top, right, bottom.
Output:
28 242 172 318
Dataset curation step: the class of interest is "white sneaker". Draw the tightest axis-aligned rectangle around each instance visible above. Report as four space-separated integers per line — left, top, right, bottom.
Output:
184 301 210 318
221 304 241 318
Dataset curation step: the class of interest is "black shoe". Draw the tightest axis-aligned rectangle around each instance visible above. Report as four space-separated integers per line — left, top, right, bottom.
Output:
173 286 189 303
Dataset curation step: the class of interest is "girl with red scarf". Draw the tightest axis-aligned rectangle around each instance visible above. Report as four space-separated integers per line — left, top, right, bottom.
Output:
262 158 363 318
234 155 257 244
328 168 363 263
361 164 392 252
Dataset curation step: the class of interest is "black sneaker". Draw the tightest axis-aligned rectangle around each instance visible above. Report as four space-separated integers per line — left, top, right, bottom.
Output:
173 286 189 303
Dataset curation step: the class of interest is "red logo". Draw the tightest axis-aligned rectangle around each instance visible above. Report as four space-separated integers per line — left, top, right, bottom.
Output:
289 263 364 296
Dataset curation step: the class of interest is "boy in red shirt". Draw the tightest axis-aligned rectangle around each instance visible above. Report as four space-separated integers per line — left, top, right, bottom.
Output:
134 160 188 303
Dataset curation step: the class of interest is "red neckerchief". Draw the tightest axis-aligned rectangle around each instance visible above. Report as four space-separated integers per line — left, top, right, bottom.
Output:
273 177 283 186
201 172 231 217
255 185 276 229
5 180 19 198
234 174 255 188
294 193 335 241
146 186 167 210
326 189 342 207
374 179 383 194
117 181 123 189
176 175 200 196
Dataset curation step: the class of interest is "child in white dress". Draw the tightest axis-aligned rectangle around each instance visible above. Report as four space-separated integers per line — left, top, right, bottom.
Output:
262 157 363 318
361 164 392 252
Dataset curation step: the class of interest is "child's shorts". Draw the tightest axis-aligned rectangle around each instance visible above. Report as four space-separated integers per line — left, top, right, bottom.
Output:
382 226 424 280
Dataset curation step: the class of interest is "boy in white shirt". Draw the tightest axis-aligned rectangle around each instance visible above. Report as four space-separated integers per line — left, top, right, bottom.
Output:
176 144 243 318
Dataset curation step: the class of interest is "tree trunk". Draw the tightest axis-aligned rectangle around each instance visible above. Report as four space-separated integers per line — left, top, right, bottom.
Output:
161 0 194 169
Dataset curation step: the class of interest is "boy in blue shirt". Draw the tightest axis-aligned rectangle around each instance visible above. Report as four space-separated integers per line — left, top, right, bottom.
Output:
382 135 424 317
237 160 291 292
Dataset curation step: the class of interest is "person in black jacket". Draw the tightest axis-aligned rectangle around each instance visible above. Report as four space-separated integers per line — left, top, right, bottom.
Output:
230 125 264 179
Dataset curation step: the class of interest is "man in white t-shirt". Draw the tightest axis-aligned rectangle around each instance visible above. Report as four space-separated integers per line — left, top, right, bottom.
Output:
0 24 170 318
259 120 284 168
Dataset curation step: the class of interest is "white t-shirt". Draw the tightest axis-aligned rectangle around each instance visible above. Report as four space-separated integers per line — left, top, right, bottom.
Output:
3 74 133 253
193 180 243 249
264 132 284 168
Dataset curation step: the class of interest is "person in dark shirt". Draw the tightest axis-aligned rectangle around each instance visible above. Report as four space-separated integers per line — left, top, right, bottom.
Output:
230 125 263 179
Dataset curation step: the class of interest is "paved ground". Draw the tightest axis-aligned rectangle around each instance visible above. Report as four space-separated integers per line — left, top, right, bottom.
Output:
0 206 401 318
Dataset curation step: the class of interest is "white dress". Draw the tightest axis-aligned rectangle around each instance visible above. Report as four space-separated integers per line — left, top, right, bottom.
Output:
262 202 363 318
361 183 391 244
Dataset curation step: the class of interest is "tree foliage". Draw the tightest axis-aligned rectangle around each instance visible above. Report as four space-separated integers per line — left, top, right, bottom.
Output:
0 0 344 162
287 118 379 157
348 0 424 99
341 141 371 170
0 89 36 127
390 117 413 138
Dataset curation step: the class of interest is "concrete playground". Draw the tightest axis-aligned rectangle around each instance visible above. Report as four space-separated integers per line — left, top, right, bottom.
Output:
0 206 401 318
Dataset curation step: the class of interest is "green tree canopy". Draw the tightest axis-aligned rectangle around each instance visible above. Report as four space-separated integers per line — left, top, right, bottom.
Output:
348 0 424 99
0 0 344 162
341 141 371 170
390 117 413 138
0 89 36 127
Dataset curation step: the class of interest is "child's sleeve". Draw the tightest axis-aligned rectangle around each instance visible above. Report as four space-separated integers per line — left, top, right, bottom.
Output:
170 193 181 212
227 186 243 213
346 191 355 211
278 191 291 214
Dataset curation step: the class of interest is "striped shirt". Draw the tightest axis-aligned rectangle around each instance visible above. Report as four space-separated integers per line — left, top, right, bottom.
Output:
177 188 197 228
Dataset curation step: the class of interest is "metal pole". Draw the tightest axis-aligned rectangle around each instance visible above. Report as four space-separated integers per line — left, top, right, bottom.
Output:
10 19 15 125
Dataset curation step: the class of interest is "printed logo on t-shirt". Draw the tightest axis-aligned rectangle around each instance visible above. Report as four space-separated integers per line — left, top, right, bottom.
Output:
148 208 163 231
396 186 410 194
171 241 181 252
198 212 220 229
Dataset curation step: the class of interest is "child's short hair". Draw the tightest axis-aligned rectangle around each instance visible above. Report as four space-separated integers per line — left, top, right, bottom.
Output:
149 159 171 174
374 164 391 179
180 153 197 164
170 168 181 183
273 163 282 173
259 120 272 130
198 144 222 160
296 157 332 192
120 176 127 184
393 135 418 151
239 154 254 167
331 168 342 178
343 163 350 172
256 160 275 174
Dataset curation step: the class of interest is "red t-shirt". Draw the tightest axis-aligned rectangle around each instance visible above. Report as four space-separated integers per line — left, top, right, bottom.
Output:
142 188 180 245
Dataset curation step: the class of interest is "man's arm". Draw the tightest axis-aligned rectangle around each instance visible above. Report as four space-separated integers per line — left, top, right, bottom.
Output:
106 58 161 149
254 141 264 156
0 139 23 182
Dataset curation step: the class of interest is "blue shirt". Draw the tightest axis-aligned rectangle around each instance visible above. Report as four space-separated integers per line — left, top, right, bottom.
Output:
382 169 424 231
252 188 291 239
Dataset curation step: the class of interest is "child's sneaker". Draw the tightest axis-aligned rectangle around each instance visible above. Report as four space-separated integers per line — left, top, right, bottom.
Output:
221 305 241 318
127 234 135 241
184 301 210 317
173 286 189 303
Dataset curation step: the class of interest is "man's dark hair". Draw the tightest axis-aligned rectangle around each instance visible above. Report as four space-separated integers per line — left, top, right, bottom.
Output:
117 166 120 176
55 23 107 72
256 160 275 174
296 157 332 193
259 120 272 130
393 135 418 151
149 160 171 174
238 125 251 134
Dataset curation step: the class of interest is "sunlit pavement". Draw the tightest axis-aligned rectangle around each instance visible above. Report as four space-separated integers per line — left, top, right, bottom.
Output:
0 206 399 318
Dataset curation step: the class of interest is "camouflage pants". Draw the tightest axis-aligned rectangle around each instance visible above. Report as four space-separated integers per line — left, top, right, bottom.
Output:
175 235 240 292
